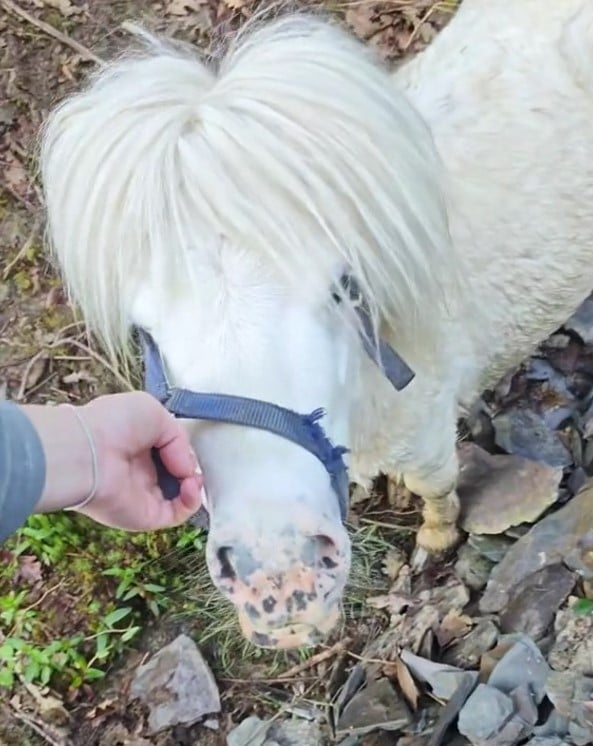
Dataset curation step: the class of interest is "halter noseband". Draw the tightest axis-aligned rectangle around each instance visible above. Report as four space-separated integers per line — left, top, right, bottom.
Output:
141 274 415 525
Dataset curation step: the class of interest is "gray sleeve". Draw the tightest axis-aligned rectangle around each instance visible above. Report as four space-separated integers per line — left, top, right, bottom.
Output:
0 401 46 544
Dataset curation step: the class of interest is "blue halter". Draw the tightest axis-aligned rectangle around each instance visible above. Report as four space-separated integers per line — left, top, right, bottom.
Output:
141 274 415 525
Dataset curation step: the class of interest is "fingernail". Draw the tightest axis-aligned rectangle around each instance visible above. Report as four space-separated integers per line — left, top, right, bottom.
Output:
200 485 209 512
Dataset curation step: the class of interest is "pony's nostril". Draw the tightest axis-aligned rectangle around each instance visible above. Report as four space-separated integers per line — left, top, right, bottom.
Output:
313 534 340 570
216 546 237 581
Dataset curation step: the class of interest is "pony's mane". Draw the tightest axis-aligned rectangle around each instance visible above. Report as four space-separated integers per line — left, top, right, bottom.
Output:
40 9 460 370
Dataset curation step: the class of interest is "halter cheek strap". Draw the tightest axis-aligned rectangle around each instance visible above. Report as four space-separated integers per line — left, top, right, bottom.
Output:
141 272 415 525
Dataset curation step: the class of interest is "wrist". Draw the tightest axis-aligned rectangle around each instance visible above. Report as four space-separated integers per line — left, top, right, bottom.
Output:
23 403 98 513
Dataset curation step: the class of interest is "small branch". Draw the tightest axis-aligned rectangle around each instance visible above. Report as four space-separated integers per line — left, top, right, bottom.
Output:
1 0 105 66
2 218 42 281
275 637 353 680
9 709 69 746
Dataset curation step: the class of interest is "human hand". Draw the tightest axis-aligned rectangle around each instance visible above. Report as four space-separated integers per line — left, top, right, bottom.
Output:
29 391 203 531
77 391 203 531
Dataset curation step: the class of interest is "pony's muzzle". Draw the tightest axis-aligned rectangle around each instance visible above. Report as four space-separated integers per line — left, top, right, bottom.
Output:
206 521 350 649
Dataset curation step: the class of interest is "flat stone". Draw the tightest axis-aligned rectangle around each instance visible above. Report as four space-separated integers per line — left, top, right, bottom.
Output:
455 542 494 591
227 716 269 746
487 634 549 705
565 297 593 344
480 482 593 614
499 564 576 641
468 534 515 563
457 684 514 743
399 649 478 701
335 677 411 738
266 718 323 745
443 619 499 669
458 442 563 534
129 634 220 734
492 409 572 469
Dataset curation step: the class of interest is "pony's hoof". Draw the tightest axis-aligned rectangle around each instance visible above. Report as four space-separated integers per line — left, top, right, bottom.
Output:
416 522 460 554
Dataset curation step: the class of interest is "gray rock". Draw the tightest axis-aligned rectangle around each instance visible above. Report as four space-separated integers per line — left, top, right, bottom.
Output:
443 619 499 669
565 297 593 344
549 604 593 675
492 408 572 469
468 534 514 563
266 718 324 745
335 677 411 739
455 542 494 591
457 442 563 534
499 564 576 641
480 483 593 614
227 716 269 746
487 634 549 705
130 634 220 734
457 684 515 742
399 649 478 701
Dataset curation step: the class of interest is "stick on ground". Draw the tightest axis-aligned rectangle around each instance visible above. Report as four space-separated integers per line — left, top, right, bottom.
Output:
1 0 104 65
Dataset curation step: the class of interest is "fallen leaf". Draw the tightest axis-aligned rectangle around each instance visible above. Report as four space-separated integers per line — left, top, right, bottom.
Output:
381 548 406 581
18 355 48 399
391 657 419 711
165 0 207 15
23 681 69 726
62 370 96 385
435 609 474 648
399 649 478 702
345 3 385 42
43 0 82 17
14 555 42 585
4 152 29 199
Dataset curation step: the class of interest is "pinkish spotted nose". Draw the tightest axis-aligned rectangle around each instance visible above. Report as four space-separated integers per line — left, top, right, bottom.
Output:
206 518 351 649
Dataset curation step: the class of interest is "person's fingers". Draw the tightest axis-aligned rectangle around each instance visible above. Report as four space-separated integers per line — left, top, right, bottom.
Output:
145 479 203 528
151 409 201 481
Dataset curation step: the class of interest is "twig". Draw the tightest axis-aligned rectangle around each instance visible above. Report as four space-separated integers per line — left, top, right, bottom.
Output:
49 336 134 392
3 218 42 280
9 709 69 746
0 0 104 66
275 637 353 680
16 350 48 401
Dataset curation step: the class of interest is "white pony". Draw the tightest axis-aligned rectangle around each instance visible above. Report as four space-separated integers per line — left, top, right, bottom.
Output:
40 0 593 649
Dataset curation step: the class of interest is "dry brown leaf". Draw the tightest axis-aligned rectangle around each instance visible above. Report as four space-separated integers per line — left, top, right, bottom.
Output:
479 638 516 681
394 656 419 710
43 0 82 17
367 591 413 615
14 555 43 585
5 152 29 199
62 370 96 385
165 0 207 16
345 4 385 42
382 548 405 581
21 355 48 396
23 681 69 725
435 609 474 648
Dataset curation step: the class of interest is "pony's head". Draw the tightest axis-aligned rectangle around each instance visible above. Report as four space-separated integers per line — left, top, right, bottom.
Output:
40 11 451 648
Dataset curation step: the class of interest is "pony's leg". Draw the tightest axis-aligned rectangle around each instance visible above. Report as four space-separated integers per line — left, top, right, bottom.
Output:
396 417 462 560
386 475 414 511
405 477 461 552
